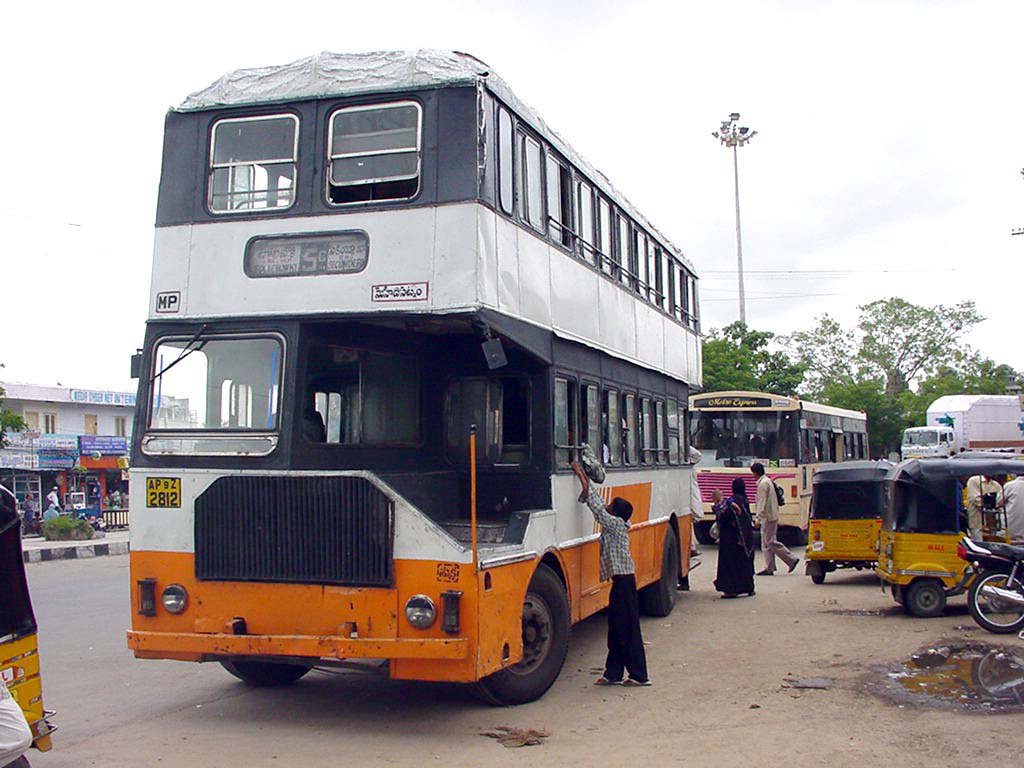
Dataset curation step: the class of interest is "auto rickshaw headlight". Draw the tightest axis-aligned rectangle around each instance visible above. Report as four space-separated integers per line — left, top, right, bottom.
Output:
161 584 188 614
405 595 436 629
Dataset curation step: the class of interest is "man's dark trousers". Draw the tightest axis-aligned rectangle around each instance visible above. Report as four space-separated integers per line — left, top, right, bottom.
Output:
604 574 648 683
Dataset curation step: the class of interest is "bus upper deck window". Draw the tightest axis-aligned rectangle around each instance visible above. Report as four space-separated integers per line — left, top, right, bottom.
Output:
209 114 297 213
328 101 421 205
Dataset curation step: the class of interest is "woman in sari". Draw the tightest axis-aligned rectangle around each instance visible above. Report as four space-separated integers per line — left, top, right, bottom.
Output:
712 478 756 598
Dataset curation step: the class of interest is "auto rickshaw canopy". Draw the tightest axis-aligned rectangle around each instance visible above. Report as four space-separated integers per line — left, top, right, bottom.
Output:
811 460 893 520
883 456 1024 535
0 484 37 643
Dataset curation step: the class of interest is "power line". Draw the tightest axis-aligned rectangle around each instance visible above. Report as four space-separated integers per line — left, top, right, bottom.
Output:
702 292 841 302
700 267 961 275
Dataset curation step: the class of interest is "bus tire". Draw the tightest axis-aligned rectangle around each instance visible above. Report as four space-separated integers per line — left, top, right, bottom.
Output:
694 520 717 545
904 578 946 618
640 525 679 617
807 561 826 584
220 659 312 686
476 564 569 706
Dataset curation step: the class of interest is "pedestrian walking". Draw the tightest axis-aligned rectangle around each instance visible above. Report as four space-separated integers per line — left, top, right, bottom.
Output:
712 480 756 598
570 461 650 687
751 462 799 575
45 487 60 513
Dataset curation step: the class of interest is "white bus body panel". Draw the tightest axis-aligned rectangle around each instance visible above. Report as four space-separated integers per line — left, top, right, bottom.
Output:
149 203 701 386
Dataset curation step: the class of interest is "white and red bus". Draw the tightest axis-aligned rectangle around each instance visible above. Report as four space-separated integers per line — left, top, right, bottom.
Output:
688 391 868 545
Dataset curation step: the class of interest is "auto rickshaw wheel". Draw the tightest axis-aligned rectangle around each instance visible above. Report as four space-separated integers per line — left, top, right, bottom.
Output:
807 561 826 584
904 578 946 618
890 584 905 606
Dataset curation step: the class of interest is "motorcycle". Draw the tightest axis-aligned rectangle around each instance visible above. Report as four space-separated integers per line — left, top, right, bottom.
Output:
958 537 1024 634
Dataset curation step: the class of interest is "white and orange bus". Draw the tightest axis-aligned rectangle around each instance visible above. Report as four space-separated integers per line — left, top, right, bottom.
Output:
126 51 703 704
688 391 868 545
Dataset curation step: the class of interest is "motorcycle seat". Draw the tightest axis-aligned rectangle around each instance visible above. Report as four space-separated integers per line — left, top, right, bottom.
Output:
983 541 1024 560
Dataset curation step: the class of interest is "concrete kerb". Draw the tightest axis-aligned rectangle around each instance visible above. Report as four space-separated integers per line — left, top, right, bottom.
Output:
22 532 131 563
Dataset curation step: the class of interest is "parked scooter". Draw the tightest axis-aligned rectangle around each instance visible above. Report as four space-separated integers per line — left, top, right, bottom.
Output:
958 537 1024 634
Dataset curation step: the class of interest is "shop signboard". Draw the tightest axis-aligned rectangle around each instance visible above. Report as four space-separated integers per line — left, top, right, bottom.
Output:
3 431 40 450
0 452 38 469
70 389 136 407
79 436 128 456
37 433 79 468
37 435 79 451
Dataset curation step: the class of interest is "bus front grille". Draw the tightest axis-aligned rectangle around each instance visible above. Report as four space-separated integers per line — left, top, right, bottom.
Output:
194 475 393 586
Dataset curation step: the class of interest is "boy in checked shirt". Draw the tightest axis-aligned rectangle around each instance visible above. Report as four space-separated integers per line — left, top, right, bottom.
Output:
571 461 650 687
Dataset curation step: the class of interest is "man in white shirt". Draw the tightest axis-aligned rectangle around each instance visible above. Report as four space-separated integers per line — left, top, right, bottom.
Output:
751 462 799 575
966 475 1003 540
1003 474 1024 544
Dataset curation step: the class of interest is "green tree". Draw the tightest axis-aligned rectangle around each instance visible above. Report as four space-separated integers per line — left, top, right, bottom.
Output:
857 298 984 395
702 322 805 395
0 381 26 448
903 353 1018 426
815 377 909 458
786 314 859 396
786 298 984 396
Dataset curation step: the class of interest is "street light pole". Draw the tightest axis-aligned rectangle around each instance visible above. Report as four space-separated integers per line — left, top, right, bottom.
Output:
713 113 757 325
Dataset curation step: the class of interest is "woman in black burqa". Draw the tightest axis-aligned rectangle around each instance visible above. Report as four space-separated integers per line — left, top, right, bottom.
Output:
712 477 756 598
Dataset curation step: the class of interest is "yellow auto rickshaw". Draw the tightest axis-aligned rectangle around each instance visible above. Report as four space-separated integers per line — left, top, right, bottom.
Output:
1 484 55 756
805 460 892 584
877 455 1023 617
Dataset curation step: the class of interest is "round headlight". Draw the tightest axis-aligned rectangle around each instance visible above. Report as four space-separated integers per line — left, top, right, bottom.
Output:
405 594 436 629
161 584 188 614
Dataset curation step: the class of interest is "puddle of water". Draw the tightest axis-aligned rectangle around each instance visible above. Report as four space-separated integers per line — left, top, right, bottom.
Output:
867 641 1024 713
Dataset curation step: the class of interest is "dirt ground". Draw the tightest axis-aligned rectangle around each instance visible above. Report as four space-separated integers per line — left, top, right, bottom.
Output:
34 546 1024 768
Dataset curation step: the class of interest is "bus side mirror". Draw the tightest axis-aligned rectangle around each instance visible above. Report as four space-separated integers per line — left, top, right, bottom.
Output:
130 352 143 379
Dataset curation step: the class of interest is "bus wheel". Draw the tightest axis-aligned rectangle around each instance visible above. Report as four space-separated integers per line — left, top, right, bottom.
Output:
904 579 946 618
807 561 826 584
694 521 717 545
221 660 312 686
476 564 569 705
640 526 679 617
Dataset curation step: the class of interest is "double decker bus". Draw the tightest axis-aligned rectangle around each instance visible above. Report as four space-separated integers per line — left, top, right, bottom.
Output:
688 391 868 545
126 50 703 704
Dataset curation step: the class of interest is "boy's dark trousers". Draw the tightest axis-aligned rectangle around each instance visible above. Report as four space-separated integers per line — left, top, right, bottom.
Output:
604 573 648 683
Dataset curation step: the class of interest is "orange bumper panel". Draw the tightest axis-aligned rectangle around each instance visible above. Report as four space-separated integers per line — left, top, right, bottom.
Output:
126 631 467 661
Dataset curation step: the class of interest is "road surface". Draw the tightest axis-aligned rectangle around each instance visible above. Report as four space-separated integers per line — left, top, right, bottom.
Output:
24 551 1024 767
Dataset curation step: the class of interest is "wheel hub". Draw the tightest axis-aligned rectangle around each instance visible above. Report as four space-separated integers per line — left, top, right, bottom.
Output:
510 594 553 676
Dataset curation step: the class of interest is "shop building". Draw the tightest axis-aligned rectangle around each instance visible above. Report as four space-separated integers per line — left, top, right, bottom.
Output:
0 382 136 523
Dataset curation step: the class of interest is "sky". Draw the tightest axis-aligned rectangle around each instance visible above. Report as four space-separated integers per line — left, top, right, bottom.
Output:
2 0 1023 393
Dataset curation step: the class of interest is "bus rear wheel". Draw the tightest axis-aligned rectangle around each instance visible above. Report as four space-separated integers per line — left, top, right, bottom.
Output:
221 659 312 686
640 525 679 617
476 564 569 706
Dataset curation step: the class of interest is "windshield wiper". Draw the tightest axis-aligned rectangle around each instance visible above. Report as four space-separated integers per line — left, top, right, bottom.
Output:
150 324 209 383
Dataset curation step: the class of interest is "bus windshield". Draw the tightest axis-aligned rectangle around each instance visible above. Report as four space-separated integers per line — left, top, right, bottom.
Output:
903 429 939 446
690 411 798 467
149 336 282 431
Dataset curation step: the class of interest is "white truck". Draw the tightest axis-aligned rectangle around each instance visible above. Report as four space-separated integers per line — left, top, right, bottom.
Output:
901 394 1024 458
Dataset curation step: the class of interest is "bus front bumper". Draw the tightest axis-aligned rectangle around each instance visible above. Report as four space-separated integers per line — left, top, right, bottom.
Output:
126 630 467 662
